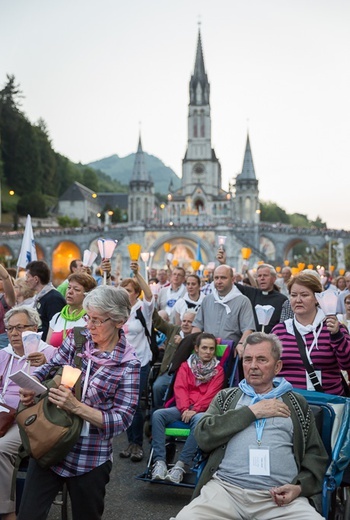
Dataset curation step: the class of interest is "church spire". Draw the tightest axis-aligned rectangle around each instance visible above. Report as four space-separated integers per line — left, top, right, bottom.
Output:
190 29 210 105
240 133 256 180
130 133 148 182
128 132 154 223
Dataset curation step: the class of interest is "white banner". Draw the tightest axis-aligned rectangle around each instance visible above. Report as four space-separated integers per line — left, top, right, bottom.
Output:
17 214 37 268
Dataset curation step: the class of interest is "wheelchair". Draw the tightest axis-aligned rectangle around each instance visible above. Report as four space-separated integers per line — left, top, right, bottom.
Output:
293 389 350 520
136 338 239 488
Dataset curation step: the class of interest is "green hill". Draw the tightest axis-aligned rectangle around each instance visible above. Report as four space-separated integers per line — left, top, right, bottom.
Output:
88 153 181 194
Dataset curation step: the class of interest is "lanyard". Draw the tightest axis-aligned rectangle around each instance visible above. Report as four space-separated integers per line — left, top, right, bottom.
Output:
1 352 29 398
305 323 323 363
255 418 266 446
81 359 104 402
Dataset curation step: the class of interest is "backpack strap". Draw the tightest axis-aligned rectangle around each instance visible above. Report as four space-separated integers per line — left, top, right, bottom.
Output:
135 307 151 343
292 322 324 392
73 326 85 401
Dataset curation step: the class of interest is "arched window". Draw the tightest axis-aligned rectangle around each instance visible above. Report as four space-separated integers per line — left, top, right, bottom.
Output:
193 110 198 137
200 110 205 137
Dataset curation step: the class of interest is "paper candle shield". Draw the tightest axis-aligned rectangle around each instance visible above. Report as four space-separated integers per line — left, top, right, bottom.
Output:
315 289 339 316
83 249 98 267
127 243 142 261
61 365 82 388
140 252 150 263
22 331 43 356
191 260 201 271
255 305 275 326
97 239 118 259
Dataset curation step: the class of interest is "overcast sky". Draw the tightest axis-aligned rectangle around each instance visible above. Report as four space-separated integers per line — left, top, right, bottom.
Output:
1 0 349 229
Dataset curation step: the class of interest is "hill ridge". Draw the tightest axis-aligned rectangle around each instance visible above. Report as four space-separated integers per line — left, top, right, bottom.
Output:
88 152 181 194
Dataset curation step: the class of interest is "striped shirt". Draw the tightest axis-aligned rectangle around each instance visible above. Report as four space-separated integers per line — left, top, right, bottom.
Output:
272 321 350 395
34 328 140 477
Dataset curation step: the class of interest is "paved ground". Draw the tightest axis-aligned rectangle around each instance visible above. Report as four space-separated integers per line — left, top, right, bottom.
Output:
48 432 193 520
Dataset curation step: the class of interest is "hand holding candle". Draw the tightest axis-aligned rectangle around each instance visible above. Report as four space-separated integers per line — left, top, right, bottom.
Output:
61 365 82 389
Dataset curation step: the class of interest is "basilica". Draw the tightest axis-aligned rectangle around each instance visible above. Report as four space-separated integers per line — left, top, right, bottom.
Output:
128 29 260 228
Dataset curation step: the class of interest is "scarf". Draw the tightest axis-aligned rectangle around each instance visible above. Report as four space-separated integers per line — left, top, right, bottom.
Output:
285 308 325 356
188 353 219 385
239 377 293 404
33 283 55 308
60 305 86 339
212 285 242 314
77 342 117 366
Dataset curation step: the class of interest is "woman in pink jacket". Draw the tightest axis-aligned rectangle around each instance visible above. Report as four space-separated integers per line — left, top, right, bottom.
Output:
151 332 224 484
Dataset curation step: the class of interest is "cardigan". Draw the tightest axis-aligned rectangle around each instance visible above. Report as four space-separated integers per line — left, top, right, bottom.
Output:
272 321 350 395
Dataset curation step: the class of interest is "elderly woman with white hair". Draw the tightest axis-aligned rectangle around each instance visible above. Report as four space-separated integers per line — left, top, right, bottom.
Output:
17 285 141 520
0 306 56 520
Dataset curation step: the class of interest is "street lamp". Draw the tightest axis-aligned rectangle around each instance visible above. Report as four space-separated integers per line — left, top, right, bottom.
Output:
0 181 15 224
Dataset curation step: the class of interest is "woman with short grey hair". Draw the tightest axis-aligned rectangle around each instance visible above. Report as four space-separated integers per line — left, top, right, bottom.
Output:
17 284 140 520
4 305 42 329
83 285 131 325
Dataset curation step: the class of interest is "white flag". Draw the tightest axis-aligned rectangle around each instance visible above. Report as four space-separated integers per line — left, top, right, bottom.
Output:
17 215 37 269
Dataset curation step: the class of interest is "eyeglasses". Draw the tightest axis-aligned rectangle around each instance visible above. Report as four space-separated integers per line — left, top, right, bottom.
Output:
83 315 111 327
5 324 33 333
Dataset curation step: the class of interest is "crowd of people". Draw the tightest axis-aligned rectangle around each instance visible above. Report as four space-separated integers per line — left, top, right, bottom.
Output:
0 250 350 520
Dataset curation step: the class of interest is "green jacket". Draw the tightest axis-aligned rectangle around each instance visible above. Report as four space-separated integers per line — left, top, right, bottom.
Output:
152 310 182 375
193 388 328 501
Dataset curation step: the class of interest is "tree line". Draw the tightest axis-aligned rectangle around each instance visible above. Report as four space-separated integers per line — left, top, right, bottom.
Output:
0 75 126 221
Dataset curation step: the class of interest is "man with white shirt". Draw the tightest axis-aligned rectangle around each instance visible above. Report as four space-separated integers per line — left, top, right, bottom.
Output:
156 268 170 290
192 265 255 353
337 272 350 315
174 274 205 325
275 266 292 297
157 267 186 322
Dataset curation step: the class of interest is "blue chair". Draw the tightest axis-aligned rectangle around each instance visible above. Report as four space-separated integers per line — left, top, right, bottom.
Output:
293 389 350 519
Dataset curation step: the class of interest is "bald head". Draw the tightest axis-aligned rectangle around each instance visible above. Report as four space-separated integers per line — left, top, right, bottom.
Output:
214 264 234 296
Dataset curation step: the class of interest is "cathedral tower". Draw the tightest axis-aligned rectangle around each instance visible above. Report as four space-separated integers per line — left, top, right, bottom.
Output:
168 29 230 220
128 135 155 222
234 133 259 224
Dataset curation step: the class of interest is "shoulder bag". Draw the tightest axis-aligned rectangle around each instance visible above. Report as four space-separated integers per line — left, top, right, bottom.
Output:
16 327 85 469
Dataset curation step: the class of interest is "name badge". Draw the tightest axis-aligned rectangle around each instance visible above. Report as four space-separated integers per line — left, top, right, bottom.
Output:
167 299 176 308
80 420 90 437
249 445 270 475
306 370 322 391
